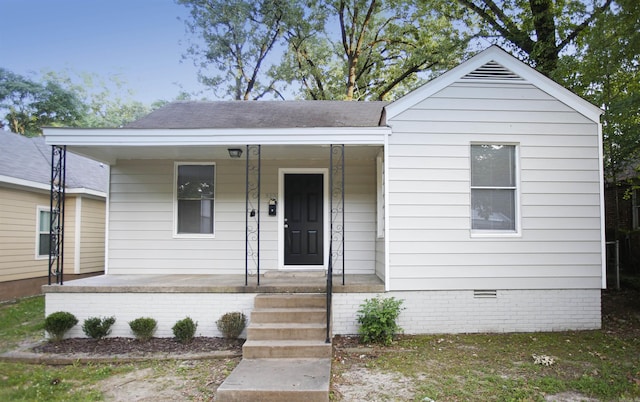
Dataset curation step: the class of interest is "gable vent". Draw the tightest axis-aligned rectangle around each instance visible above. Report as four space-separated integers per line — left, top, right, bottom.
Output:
474 289 498 299
462 61 523 81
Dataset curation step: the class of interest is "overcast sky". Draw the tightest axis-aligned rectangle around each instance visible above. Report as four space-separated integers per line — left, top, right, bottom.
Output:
0 0 210 104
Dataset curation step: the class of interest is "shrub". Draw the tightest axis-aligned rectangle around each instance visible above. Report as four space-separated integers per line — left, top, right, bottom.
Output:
129 317 158 341
216 312 247 339
172 317 197 343
356 296 404 345
44 311 78 341
82 316 116 340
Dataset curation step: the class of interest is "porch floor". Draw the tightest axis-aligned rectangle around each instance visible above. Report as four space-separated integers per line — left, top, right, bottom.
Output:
43 273 384 294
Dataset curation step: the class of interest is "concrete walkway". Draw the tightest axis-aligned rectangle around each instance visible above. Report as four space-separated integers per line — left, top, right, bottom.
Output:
216 358 331 402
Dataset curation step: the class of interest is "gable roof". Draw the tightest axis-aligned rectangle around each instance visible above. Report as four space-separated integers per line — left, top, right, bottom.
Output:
0 130 108 195
385 45 603 123
126 100 389 129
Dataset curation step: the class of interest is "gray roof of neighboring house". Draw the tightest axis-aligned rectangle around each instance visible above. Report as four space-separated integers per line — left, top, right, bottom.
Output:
125 101 389 129
0 130 108 193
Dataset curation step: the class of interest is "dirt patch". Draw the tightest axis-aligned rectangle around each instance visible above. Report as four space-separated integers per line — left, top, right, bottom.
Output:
93 358 241 401
334 364 419 401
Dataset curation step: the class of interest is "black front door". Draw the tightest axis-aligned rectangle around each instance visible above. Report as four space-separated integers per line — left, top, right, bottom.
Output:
284 174 324 265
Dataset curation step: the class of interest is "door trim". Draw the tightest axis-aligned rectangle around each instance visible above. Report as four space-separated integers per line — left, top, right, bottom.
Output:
278 168 329 270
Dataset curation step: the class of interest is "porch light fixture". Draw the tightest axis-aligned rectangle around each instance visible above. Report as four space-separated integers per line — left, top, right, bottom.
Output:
228 148 243 158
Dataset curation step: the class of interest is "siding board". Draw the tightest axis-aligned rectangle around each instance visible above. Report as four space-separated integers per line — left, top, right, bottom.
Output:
107 157 377 275
386 78 602 290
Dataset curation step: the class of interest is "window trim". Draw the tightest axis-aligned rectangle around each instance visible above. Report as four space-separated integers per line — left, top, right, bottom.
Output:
376 151 385 239
633 189 640 230
469 143 521 237
173 161 217 239
36 206 51 259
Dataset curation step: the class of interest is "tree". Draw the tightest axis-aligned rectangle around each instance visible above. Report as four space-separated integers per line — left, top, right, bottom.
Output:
556 0 640 243
179 0 470 101
282 0 468 100
457 0 614 76
0 68 86 136
0 69 161 135
178 0 306 100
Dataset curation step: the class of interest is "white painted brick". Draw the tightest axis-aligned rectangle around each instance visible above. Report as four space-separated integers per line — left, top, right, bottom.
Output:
46 288 601 339
332 289 601 335
46 293 256 338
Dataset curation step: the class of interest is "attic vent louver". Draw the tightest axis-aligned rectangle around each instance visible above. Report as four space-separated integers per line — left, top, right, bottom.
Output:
462 61 523 81
474 289 498 299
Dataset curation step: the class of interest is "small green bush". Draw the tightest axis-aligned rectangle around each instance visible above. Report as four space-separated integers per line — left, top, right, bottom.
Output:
172 317 197 343
82 316 116 339
44 311 78 341
356 296 404 345
216 312 247 339
129 317 157 341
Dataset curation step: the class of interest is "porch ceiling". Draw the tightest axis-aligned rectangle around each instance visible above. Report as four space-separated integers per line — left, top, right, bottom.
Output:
63 144 383 164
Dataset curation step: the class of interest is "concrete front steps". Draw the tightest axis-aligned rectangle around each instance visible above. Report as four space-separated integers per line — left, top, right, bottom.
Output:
216 293 332 402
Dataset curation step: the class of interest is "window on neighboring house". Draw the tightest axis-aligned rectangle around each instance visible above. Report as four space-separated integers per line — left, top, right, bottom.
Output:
633 189 640 230
37 208 52 257
175 163 216 235
470 144 518 232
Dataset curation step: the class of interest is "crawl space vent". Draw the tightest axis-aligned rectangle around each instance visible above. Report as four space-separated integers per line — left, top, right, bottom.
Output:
462 61 523 81
474 289 498 299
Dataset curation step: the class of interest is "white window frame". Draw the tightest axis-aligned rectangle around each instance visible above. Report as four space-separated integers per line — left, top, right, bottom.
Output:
173 161 216 238
633 189 640 230
36 206 51 259
376 151 385 239
470 143 521 237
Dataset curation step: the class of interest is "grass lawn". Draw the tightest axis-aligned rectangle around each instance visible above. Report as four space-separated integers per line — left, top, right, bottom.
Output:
1 290 639 401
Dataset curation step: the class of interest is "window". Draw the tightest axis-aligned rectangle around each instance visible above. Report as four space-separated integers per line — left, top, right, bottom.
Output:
633 189 640 230
470 144 517 232
175 163 215 235
37 208 52 257
376 151 385 238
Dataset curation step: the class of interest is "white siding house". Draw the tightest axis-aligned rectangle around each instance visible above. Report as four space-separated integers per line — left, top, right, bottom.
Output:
43 46 604 337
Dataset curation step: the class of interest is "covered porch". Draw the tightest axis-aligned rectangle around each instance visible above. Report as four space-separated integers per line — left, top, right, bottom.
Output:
43 272 385 294
42 101 391 339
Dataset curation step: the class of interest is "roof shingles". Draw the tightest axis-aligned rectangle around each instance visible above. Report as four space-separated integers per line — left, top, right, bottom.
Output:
0 131 108 193
125 101 388 129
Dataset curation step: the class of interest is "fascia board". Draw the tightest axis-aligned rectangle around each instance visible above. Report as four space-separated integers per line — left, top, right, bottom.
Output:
66 188 107 199
0 175 49 192
0 175 105 198
44 126 391 147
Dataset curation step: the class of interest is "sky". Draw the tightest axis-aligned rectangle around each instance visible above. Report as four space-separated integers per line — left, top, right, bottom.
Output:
0 0 209 104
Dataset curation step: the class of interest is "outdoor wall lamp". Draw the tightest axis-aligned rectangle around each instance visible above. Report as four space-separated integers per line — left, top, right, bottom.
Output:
228 148 243 158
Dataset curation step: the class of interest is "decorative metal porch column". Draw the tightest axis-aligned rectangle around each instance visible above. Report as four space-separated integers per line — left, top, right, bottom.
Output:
48 145 66 285
245 145 261 286
330 144 345 284
327 144 345 342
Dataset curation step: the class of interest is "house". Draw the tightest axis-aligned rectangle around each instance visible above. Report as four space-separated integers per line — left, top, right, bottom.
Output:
42 46 604 338
604 166 640 281
0 131 108 301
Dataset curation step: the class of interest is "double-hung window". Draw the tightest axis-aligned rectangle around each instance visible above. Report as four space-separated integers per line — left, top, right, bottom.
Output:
37 207 52 258
470 144 518 233
175 163 215 236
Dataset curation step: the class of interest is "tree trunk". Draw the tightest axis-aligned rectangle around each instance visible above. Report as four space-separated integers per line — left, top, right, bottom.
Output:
528 0 558 75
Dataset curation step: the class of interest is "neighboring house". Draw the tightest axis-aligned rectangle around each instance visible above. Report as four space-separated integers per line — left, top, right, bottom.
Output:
604 166 640 278
43 46 604 338
0 131 108 300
